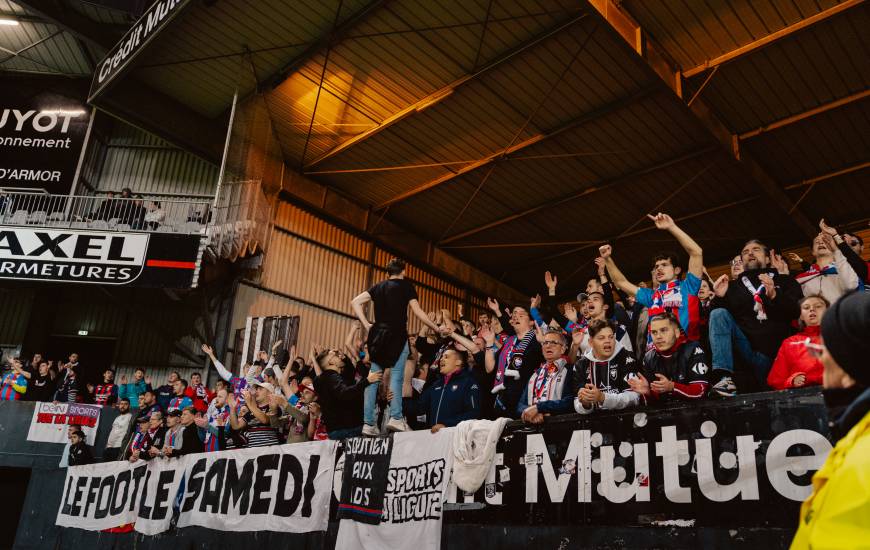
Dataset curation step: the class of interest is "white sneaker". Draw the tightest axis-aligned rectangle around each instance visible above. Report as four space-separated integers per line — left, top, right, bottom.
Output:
711 376 737 397
362 424 380 437
386 418 411 432
505 368 521 380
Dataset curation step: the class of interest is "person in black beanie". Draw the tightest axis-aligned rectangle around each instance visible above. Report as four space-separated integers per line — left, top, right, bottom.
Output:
791 290 870 549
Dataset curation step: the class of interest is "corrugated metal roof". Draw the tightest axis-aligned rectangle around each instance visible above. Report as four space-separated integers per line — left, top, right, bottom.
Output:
90 0 868 292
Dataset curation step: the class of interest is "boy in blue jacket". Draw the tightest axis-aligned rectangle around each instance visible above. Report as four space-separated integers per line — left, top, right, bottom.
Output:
404 349 480 432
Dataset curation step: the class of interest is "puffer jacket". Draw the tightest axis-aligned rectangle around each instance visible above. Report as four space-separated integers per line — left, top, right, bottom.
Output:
404 367 480 428
766 326 823 390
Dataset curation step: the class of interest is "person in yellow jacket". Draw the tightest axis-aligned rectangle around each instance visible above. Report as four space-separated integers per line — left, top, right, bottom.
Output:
791 291 870 549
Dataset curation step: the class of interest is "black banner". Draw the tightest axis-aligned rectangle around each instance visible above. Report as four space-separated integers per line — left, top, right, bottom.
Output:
1 91 89 194
89 0 192 100
0 226 200 288
444 388 830 529
338 437 394 524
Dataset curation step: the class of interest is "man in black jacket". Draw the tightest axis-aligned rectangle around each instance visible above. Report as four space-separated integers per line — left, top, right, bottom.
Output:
313 349 382 440
171 407 204 457
67 430 94 466
709 239 802 396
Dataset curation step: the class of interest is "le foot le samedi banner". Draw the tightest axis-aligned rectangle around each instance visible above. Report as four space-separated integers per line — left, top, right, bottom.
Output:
0 227 201 287
56 392 831 542
56 440 338 535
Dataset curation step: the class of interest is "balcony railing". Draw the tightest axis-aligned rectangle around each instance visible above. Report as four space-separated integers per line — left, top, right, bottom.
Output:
0 191 210 234
207 179 271 260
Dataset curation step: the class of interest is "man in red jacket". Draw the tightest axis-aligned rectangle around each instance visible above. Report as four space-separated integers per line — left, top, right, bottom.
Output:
767 295 828 390
187 371 213 413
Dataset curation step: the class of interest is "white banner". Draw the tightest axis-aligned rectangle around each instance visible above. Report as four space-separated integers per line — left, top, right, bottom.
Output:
335 429 455 550
56 459 145 531
56 440 337 535
27 401 101 445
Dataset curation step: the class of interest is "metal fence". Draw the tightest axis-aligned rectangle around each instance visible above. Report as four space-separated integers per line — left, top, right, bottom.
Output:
0 190 211 234
207 179 271 260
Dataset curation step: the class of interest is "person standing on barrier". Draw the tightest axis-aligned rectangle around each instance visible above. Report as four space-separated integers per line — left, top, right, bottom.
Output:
352 258 441 436
791 291 870 548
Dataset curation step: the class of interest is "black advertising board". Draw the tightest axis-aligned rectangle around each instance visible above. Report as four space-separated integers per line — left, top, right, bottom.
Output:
0 226 200 288
0 90 90 194
443 388 830 530
89 0 192 101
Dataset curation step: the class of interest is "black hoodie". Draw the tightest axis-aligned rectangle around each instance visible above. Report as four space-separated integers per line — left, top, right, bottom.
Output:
313 369 370 432
710 268 802 360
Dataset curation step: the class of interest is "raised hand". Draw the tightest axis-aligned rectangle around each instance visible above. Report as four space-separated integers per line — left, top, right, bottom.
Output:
786 252 803 265
758 273 777 299
769 249 789 275
819 218 837 236
648 212 675 231
563 303 578 323
486 297 500 315
570 328 584 348
598 244 612 259
820 232 837 254
479 325 495 346
534 323 545 344
457 304 464 318
713 274 730 298
272 339 284 352
201 343 214 356
530 293 541 310
594 257 606 277
544 271 558 291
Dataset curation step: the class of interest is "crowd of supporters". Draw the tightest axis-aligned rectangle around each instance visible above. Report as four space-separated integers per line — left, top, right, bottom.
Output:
0 214 867 467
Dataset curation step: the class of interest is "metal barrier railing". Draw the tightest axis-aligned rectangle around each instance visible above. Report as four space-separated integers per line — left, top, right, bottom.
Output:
0 191 211 234
207 179 271 259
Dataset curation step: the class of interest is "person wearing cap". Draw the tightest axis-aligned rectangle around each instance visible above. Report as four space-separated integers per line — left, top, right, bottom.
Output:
280 376 318 443
67 430 93 466
154 409 183 458
791 291 870 548
128 415 151 462
229 382 281 447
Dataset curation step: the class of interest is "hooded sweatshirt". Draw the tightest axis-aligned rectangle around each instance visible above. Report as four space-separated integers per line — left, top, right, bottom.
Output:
766 325 824 390
572 343 641 414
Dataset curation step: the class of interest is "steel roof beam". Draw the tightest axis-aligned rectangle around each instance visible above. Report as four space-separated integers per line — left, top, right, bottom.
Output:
374 85 659 210
15 0 125 50
681 0 864 78
784 161 870 190
738 89 870 140
439 144 717 244
303 10 590 170
265 0 392 90
600 0 818 240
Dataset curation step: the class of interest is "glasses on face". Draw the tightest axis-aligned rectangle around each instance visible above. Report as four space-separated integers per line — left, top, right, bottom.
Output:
731 259 743 266
847 239 860 247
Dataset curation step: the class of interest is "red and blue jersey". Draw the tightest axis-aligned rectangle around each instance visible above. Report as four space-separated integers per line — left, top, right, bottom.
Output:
93 383 116 405
0 372 27 400
167 395 193 412
635 273 701 349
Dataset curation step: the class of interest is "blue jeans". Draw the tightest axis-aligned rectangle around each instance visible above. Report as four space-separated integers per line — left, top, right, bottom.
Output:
328 426 362 440
709 308 772 383
363 342 409 426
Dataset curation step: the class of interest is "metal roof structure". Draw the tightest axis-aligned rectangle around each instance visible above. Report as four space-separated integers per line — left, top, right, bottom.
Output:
57 0 870 294
0 0 141 76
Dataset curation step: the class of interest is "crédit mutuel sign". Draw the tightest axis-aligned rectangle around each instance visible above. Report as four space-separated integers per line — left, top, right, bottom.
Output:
88 0 191 100
0 228 148 284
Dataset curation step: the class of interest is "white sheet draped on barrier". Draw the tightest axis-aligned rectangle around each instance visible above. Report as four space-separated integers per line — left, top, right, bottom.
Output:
56 440 338 535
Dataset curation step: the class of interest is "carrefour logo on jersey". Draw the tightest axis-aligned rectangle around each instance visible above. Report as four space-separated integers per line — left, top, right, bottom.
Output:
0 228 148 284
